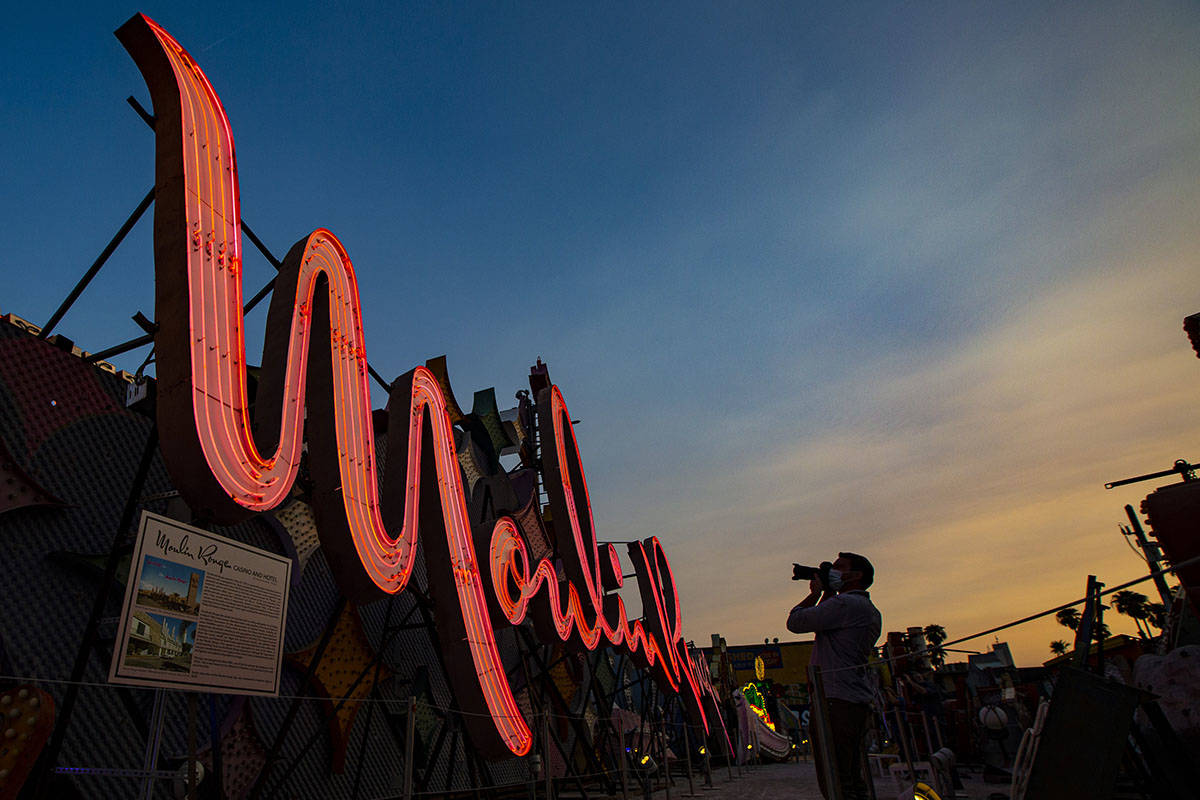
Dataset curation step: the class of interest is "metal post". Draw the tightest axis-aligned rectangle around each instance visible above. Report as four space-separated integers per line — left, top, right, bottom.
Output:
40 187 155 338
1125 506 1174 607
351 596 397 800
662 715 671 800
733 722 742 777
698 725 714 789
724 709 734 782
403 696 416 800
1073 576 1099 669
140 689 168 800
241 221 283 269
251 596 347 799
542 711 553 800
207 695 223 800
808 665 843 800
892 708 916 791
187 693 198 800
36 424 159 798
618 726 629 800
1095 579 1106 676
681 719 696 797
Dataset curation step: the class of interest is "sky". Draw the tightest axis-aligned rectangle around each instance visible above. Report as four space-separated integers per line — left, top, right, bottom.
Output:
147 613 195 646
139 555 204 600
3 2 1199 666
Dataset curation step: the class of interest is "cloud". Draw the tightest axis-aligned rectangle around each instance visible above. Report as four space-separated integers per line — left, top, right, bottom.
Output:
660 248 1199 663
550 4 1200 665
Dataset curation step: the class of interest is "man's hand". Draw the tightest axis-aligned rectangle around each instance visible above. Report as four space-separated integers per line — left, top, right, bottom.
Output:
793 577 826 611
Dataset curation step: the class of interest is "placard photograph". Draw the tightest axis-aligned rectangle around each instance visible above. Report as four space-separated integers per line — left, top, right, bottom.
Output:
135 555 204 616
123 612 195 673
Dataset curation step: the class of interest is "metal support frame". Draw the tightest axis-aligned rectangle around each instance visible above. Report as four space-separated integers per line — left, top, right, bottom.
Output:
679 705 696 797
57 97 401 397
515 626 611 797
581 647 628 790
515 635 589 799
402 696 416 800
264 596 431 798
408 587 497 797
1073 575 1105 673
26 92 726 800
34 424 160 798
350 595 399 799
416 712 452 793
250 596 348 799
139 689 168 800
1124 504 1175 607
39 187 155 339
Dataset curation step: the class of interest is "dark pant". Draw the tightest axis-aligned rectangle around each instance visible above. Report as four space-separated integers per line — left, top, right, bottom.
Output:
812 699 871 800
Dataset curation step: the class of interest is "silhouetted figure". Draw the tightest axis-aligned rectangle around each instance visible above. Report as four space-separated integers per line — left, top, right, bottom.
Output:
787 552 882 800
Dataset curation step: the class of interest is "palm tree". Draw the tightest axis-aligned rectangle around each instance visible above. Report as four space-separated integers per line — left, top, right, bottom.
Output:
1055 607 1081 631
1092 621 1111 642
1112 591 1150 639
923 625 947 669
1144 602 1167 632
1049 640 1068 656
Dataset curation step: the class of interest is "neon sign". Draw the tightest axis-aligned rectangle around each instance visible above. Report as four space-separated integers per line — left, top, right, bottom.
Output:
115 12 723 758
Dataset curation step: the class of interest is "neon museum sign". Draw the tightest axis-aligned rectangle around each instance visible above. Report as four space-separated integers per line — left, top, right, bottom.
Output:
115 14 723 758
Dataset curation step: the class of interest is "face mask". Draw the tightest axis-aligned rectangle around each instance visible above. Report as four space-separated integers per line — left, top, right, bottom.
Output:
827 569 844 591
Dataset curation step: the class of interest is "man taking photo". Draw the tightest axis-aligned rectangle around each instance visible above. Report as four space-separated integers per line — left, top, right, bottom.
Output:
787 552 882 800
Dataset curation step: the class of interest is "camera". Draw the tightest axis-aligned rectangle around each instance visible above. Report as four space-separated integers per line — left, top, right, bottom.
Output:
792 561 833 588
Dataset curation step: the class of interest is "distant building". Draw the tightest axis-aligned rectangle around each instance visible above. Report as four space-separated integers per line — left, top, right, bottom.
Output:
1041 633 1146 682
703 635 817 706
968 641 1014 671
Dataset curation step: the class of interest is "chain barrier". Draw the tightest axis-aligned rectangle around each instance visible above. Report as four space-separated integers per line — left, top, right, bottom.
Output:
9 556 1192 797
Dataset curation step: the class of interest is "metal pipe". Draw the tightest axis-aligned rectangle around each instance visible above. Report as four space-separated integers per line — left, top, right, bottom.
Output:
892 708 917 791
83 270 276 365
242 276 276 316
725 708 734 782
681 717 696 797
207 695 222 800
1125 504 1174 607
403 696 416 800
35 424 159 798
83 332 154 364
250 596 348 799
542 712 553 800
351 595 396 799
241 221 283 269
618 723 629 800
663 714 671 800
140 689 168 800
187 694 198 800
40 187 155 338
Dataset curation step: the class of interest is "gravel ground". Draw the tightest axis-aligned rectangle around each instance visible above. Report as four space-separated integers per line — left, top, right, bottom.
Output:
625 759 1006 800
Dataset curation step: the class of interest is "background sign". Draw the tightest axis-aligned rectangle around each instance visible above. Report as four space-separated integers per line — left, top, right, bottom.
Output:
730 646 783 672
109 512 291 695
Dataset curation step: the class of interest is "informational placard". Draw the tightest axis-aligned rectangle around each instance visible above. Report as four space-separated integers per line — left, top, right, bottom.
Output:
109 511 291 695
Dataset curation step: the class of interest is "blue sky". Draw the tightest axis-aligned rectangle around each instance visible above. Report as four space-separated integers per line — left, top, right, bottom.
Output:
4 2 1199 664
139 555 204 600
146 612 195 646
